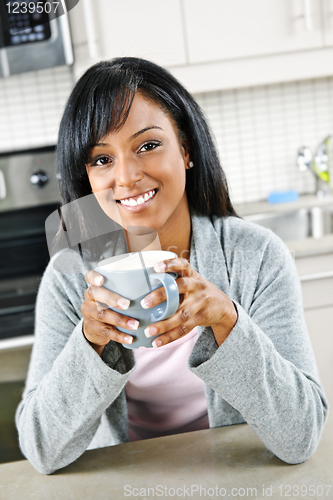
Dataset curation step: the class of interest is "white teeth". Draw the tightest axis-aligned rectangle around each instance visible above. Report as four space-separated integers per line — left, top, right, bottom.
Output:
120 189 156 207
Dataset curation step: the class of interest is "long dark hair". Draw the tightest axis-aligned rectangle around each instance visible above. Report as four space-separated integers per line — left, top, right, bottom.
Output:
56 57 236 218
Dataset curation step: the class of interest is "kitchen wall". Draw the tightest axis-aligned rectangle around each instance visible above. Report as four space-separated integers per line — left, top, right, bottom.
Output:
0 66 74 152
1 66 333 205
195 76 333 204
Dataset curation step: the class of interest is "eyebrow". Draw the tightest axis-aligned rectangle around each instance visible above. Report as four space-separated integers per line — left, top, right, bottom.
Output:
93 126 163 148
130 125 163 139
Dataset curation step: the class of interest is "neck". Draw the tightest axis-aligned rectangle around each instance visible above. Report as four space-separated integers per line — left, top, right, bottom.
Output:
125 197 192 259
158 205 191 261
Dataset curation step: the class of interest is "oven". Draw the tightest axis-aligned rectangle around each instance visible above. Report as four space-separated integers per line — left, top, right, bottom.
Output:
0 146 60 347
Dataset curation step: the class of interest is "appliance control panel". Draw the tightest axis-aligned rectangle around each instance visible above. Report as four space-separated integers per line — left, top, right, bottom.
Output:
0 146 60 212
2 1 52 47
0 1 73 77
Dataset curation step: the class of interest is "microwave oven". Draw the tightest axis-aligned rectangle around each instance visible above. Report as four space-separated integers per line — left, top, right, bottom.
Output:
0 0 73 77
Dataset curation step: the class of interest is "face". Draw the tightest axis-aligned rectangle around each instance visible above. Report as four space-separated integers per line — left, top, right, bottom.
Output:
86 92 191 242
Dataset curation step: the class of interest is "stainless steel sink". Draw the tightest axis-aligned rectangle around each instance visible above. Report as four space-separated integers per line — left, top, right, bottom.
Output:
244 206 333 241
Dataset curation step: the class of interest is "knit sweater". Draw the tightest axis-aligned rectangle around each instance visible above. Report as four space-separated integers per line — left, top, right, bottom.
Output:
15 212 329 474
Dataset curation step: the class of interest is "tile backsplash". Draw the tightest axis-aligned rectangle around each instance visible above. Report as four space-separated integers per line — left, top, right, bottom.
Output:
1 67 332 205
0 66 74 153
195 77 333 204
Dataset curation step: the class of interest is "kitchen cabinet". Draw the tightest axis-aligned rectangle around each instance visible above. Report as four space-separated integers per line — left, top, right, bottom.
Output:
173 0 333 92
295 251 333 407
182 0 324 65
0 345 32 383
69 0 186 79
322 0 333 45
69 0 333 93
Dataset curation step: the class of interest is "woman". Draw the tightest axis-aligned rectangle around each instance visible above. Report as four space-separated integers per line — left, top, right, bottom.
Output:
16 58 328 474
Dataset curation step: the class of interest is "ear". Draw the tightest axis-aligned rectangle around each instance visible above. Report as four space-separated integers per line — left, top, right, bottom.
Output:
181 140 191 168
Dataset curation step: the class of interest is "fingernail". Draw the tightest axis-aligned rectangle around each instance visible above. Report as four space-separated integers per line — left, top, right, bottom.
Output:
154 262 166 272
123 335 133 344
127 319 139 330
144 326 158 338
140 297 152 309
95 276 103 286
152 339 162 348
117 298 130 310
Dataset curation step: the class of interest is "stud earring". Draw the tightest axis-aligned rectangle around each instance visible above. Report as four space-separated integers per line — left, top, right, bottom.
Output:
188 161 194 169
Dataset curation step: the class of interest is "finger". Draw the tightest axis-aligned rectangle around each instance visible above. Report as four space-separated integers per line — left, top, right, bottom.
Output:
90 304 140 334
140 285 167 309
83 318 134 346
154 257 193 278
85 270 104 286
151 322 194 348
140 276 194 310
144 302 196 340
86 285 130 311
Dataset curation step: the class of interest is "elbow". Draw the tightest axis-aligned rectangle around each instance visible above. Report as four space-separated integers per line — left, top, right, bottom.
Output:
276 405 329 465
18 436 60 475
30 461 57 476
279 445 317 465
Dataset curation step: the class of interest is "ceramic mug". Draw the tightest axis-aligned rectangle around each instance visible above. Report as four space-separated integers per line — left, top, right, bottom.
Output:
96 250 179 348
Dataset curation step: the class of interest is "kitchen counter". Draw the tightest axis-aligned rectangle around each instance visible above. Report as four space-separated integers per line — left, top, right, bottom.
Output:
235 194 333 258
234 193 333 217
0 412 332 500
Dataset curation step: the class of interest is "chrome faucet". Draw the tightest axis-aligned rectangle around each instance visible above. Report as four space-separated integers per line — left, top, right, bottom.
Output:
297 136 332 197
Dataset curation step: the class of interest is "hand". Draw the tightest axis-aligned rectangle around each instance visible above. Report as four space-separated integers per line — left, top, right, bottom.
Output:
81 271 138 356
141 258 238 347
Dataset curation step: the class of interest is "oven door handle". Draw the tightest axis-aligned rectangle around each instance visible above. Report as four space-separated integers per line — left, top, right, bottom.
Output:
0 169 7 200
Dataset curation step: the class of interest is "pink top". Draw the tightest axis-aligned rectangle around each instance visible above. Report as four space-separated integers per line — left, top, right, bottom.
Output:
125 327 209 441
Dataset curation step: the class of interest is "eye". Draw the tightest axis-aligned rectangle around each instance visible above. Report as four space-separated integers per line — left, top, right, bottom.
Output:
138 141 161 153
90 155 113 167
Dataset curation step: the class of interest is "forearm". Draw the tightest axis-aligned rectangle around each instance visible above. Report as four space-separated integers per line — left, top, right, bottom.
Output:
16 323 134 474
190 305 329 464
211 300 238 346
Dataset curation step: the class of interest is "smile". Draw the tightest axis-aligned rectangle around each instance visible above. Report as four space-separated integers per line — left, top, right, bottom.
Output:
116 189 158 208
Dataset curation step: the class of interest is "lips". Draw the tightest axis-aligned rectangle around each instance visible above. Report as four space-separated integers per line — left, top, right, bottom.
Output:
116 189 157 207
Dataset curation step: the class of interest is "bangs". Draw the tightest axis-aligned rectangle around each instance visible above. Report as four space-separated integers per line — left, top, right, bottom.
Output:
79 64 141 161
89 84 136 146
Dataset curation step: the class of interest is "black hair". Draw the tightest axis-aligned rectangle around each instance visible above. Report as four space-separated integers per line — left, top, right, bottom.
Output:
57 57 237 218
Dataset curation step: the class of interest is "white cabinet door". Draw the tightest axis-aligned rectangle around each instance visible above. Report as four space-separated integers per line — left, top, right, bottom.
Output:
92 0 186 67
296 252 333 409
183 0 323 65
322 0 333 46
304 307 333 407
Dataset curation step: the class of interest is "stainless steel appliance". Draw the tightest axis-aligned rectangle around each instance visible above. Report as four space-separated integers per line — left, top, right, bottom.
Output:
0 146 60 344
0 0 73 77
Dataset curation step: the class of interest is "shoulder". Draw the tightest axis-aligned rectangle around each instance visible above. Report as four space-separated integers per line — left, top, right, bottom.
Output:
192 212 294 271
220 216 297 284
192 212 277 252
215 215 272 248
38 248 87 310
221 215 289 251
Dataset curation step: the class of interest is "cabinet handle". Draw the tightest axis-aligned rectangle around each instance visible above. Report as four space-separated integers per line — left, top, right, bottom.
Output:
0 169 6 200
0 49 10 78
300 270 333 282
82 0 99 59
303 0 313 31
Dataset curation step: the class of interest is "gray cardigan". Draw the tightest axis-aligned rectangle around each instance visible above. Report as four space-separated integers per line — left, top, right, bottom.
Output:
15 213 329 474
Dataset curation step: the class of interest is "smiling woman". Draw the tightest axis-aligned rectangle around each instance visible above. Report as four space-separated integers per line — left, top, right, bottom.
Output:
85 92 191 257
15 58 328 475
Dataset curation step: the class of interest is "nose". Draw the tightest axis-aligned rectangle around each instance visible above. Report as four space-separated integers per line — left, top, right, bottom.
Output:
115 156 143 188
